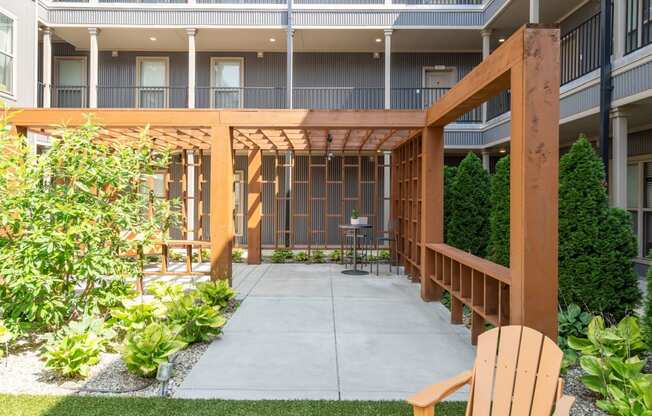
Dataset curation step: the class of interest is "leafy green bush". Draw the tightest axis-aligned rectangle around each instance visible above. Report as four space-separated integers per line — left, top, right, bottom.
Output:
146 281 184 303
294 251 309 262
487 156 510 267
120 322 186 378
168 251 184 263
559 137 640 320
643 253 652 347
166 294 226 344
569 316 649 415
330 249 342 263
109 300 163 333
196 280 236 309
311 250 325 263
0 319 13 358
446 153 490 256
41 316 116 378
0 116 177 334
379 250 390 262
558 304 592 367
271 249 293 263
443 165 457 242
232 249 244 263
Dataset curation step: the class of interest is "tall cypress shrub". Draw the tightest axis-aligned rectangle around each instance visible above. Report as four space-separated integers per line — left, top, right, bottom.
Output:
643 254 652 345
559 136 640 320
447 153 490 256
488 155 510 267
443 165 457 243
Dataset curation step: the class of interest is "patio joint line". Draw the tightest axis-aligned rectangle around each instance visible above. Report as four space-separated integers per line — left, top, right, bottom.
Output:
329 265 342 400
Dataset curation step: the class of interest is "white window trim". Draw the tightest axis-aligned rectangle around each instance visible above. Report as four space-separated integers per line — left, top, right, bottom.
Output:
135 56 170 109
233 170 245 238
421 65 456 109
0 6 17 100
209 57 244 109
53 56 88 107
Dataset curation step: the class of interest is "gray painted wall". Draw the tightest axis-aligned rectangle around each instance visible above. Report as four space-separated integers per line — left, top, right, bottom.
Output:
0 0 37 107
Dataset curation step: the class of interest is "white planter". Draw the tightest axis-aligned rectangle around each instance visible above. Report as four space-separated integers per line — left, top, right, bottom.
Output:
351 218 360 225
351 217 368 225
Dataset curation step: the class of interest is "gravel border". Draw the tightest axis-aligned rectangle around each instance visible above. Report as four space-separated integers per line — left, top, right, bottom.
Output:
0 299 240 398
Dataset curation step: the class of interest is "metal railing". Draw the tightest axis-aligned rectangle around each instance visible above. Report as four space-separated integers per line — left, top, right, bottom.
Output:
195 87 286 109
293 87 384 110
626 0 652 54
560 12 601 85
52 0 483 3
97 86 188 108
38 84 89 108
393 0 482 4
486 90 510 121
391 87 481 122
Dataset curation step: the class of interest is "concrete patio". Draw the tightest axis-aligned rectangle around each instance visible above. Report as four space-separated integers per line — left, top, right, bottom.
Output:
175 263 476 401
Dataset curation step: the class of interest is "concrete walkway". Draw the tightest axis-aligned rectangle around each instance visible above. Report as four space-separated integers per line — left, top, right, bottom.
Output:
175 263 475 401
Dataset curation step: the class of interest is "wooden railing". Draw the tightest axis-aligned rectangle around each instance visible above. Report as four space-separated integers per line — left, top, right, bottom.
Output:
425 243 510 344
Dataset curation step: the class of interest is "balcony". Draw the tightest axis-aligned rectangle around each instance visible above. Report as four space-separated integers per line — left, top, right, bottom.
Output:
49 0 484 3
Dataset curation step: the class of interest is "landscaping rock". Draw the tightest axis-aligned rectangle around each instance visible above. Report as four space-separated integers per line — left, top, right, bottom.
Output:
562 365 606 416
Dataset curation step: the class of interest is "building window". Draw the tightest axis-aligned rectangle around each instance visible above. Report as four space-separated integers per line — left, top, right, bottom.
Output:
626 160 652 259
0 12 14 95
210 57 243 108
136 57 169 108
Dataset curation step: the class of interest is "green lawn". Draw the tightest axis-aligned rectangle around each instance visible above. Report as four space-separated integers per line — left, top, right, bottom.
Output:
1 394 467 416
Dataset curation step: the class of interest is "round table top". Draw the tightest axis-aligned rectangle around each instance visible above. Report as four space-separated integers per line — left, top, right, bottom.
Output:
339 224 373 229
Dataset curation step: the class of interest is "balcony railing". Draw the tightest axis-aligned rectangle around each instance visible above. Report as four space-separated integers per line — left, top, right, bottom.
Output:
38 83 89 108
560 12 601 85
626 0 652 54
51 0 482 3
195 87 286 109
486 90 510 121
293 87 384 109
97 86 188 108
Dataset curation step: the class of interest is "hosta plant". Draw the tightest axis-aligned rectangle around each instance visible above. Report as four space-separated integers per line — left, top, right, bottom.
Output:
558 303 592 367
311 250 325 264
121 322 186 378
294 251 309 262
109 299 163 333
146 280 185 303
166 294 226 344
232 249 244 263
196 280 236 309
41 316 116 378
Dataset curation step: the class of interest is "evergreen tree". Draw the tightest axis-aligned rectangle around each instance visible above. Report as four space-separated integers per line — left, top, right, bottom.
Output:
488 155 510 267
443 165 457 243
447 153 491 256
559 136 640 320
643 252 652 346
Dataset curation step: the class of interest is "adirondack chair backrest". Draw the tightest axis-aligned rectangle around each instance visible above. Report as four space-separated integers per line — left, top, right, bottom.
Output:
466 325 563 416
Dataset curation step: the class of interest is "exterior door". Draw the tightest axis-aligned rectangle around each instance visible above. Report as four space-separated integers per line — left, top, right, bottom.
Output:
138 58 168 108
54 58 87 108
211 58 243 108
422 67 456 108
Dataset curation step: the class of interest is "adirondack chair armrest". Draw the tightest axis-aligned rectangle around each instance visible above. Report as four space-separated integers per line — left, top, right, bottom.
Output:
407 370 473 410
553 395 575 416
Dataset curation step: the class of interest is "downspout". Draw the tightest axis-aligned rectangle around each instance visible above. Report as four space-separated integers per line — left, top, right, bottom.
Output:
599 0 613 179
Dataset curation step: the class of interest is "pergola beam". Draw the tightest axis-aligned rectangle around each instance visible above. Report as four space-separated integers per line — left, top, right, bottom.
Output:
210 125 234 283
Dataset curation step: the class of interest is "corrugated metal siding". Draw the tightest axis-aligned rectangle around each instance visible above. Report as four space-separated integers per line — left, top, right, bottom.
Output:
444 129 484 146
613 59 652 101
628 129 652 157
483 120 510 145
391 52 481 87
293 10 483 27
560 83 600 119
46 8 287 26
482 0 507 24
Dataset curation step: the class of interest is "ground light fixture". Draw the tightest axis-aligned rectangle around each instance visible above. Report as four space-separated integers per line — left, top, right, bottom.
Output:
156 361 174 396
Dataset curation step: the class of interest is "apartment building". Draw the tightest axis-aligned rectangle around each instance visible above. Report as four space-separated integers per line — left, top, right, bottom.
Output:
1 0 652 267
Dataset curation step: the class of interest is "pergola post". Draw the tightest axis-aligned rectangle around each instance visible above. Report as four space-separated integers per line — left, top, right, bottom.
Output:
210 125 234 283
420 126 444 301
509 27 560 340
247 148 262 264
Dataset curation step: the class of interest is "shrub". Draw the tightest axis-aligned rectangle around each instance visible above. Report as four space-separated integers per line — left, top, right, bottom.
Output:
443 165 457 242
569 316 649 415
558 303 592 367
121 322 186 378
0 116 177 333
232 249 244 263
330 249 342 263
196 280 236 309
0 319 13 358
379 249 390 262
643 253 652 347
311 250 325 263
166 294 226 344
487 156 510 267
146 281 185 303
168 250 184 263
271 249 293 263
294 251 309 262
41 316 116 378
446 153 490 256
559 137 640 320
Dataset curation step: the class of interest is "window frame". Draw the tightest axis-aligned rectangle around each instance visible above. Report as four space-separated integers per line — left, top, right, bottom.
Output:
233 169 245 238
0 7 16 99
209 57 244 109
135 56 170 109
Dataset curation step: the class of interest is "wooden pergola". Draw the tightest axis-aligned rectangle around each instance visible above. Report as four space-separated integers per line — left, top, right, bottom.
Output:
7 24 560 343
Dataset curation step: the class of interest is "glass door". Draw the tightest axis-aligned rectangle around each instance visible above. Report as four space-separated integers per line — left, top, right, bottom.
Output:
138 58 168 108
211 58 243 108
55 58 86 107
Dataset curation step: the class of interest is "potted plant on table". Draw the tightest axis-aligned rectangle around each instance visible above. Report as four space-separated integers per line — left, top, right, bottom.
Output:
350 208 368 225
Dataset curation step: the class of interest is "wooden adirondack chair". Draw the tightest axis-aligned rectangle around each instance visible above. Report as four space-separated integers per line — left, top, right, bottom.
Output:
407 326 575 416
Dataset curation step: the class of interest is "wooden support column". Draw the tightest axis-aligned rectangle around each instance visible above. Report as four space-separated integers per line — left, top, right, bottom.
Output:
247 149 262 264
210 125 234 283
509 27 560 341
420 126 444 301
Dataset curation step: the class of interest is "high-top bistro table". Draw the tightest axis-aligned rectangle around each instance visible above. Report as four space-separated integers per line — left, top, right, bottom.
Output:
339 224 373 275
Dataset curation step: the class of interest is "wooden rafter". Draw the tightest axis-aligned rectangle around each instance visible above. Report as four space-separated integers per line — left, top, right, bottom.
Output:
375 129 399 152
